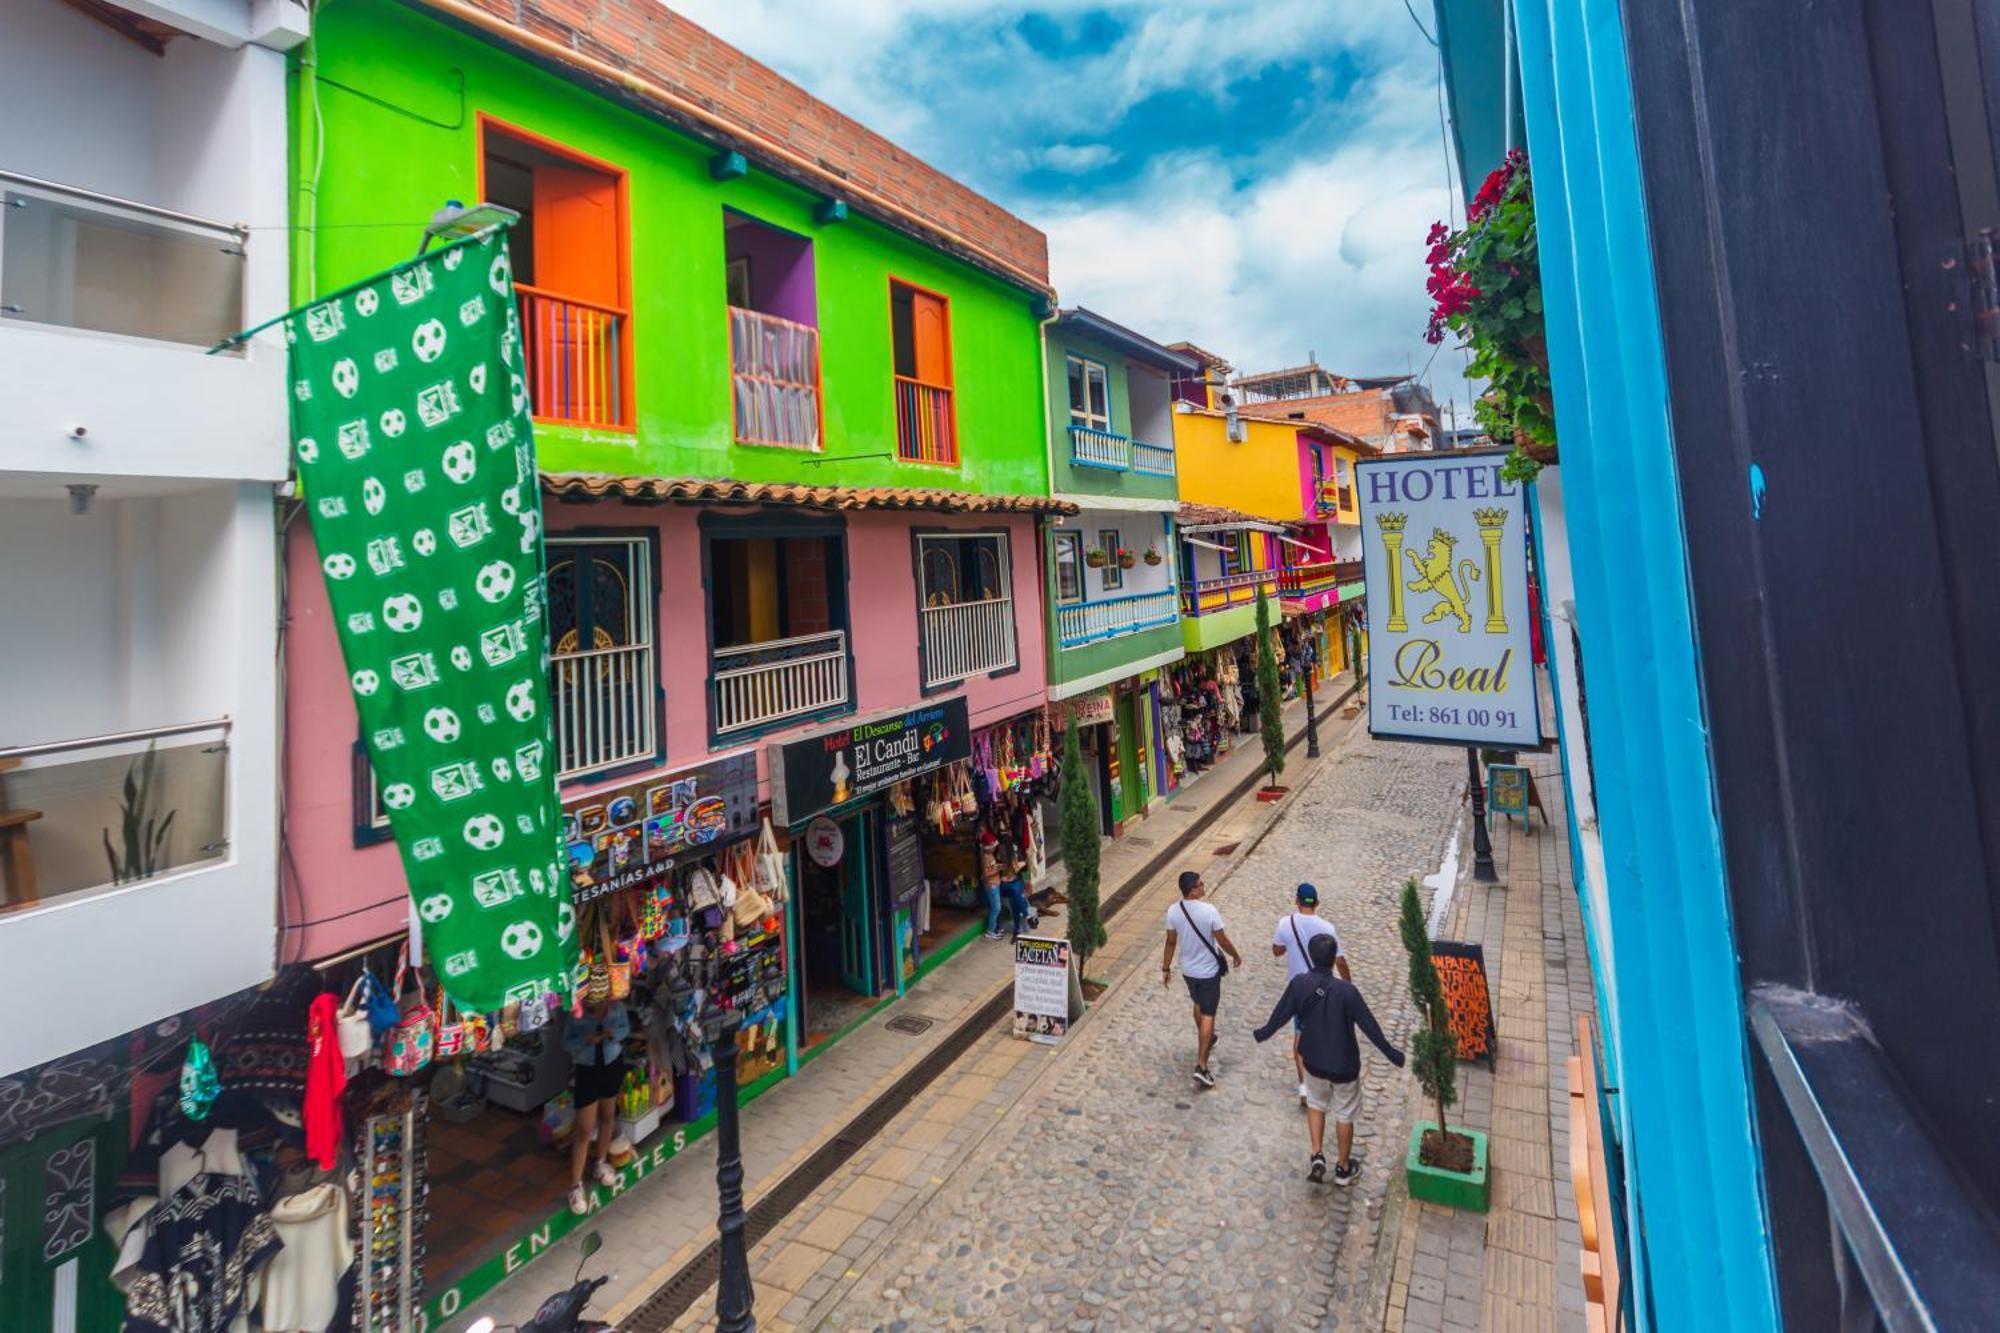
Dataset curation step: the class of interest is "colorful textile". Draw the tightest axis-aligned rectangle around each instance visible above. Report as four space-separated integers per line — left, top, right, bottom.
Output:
283 229 577 1011
302 993 346 1170
121 1172 280 1333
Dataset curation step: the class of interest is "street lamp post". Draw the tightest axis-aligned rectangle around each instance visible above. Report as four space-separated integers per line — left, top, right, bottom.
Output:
1303 638 1321 760
712 1013 757 1332
1467 747 1498 882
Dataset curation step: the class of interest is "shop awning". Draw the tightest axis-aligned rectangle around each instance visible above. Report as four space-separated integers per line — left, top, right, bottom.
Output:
1182 536 1236 553
544 473 1080 515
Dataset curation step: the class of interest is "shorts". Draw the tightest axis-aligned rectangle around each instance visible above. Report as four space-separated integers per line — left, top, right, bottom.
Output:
572 1056 626 1106
1183 972 1222 1017
1303 1074 1362 1123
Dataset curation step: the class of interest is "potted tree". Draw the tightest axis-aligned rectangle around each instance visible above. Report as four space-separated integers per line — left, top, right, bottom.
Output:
1398 879 1488 1210
1058 717 1107 1000
1253 584 1287 800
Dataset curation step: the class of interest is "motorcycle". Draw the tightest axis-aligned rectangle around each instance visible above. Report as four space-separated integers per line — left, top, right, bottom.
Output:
465 1230 616 1333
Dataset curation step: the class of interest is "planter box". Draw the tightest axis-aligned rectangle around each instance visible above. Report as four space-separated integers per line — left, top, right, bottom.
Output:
1405 1121 1489 1212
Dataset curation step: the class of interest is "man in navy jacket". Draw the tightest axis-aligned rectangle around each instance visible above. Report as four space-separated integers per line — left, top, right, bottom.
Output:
1253 934 1405 1184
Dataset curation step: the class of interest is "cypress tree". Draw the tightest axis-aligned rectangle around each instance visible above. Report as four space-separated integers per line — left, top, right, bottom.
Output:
1254 583 1285 787
1400 878 1459 1143
1059 715 1106 976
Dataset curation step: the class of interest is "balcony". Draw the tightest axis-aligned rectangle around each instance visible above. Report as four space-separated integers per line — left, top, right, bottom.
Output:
1180 569 1278 617
712 630 850 737
921 597 1018 688
730 306 820 449
552 642 658 781
517 284 628 428
1132 438 1177 476
895 377 957 464
1 719 230 917
1334 558 1365 585
1066 424 1177 478
1278 561 1340 602
1056 589 1179 648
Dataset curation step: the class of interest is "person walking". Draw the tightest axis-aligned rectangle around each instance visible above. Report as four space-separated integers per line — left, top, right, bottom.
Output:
1163 869 1243 1088
1271 883 1350 1103
1253 934 1404 1185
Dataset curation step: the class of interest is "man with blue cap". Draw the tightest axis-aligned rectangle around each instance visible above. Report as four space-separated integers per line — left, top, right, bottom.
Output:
1272 883 1348 1104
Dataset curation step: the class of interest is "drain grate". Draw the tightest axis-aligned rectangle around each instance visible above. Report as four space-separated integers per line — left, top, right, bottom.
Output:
885 1015 934 1036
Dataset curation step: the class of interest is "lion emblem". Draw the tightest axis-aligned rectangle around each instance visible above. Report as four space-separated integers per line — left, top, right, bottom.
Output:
1406 528 1481 632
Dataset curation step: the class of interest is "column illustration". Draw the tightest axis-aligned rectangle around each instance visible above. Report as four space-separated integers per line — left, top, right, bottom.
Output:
1474 507 1508 634
1376 512 1409 631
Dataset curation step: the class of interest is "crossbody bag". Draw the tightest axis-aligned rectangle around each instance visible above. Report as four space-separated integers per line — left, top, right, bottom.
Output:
1179 902 1229 978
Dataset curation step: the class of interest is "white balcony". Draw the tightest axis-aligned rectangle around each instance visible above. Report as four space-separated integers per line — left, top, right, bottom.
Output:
553 642 658 780
1055 588 1179 648
921 597 1019 688
712 630 850 737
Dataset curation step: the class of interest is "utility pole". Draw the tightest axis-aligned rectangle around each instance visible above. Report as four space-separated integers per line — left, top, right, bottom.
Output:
712 1013 757 1332
1467 747 1498 882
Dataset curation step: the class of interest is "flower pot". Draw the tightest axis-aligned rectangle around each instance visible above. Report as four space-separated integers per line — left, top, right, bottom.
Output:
1117 554 1136 570
1405 1121 1489 1212
1143 551 1163 566
1256 786 1289 802
1084 551 1107 568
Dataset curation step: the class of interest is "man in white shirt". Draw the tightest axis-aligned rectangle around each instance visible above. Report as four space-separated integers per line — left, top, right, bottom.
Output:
1163 869 1244 1088
1272 883 1350 1103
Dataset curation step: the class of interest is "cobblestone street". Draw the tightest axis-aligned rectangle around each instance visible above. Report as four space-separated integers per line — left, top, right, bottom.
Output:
692 720 1467 1332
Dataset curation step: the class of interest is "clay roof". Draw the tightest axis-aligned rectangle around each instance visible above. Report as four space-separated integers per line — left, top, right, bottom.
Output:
542 473 1077 515
1176 500 1273 528
1166 340 1233 373
422 0 1049 295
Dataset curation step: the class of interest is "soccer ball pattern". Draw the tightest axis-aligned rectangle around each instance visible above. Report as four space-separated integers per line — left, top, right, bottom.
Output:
285 231 568 1011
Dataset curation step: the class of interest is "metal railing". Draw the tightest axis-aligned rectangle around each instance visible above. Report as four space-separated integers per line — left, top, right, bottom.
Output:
920 597 1017 687
517 283 628 428
1278 561 1340 600
895 376 957 464
1132 438 1177 476
1 718 231 915
552 642 657 780
1068 423 1129 470
0 170 247 347
1333 558 1365 584
711 630 849 736
729 306 820 449
1055 588 1179 647
1180 569 1278 616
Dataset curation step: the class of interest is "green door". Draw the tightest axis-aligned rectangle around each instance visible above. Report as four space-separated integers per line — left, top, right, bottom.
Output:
1115 692 1145 819
1 1115 125 1333
837 811 874 994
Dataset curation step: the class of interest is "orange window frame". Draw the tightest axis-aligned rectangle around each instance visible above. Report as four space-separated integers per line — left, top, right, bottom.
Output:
888 275 959 466
475 113 636 433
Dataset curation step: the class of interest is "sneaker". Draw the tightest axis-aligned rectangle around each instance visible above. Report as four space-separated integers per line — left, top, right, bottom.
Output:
566 1184 588 1216
590 1159 617 1188
1193 1066 1216 1088
984 931 1004 941
1332 1160 1359 1187
1308 1153 1327 1184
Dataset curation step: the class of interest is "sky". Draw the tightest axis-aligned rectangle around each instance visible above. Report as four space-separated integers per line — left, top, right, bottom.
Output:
671 0 1478 422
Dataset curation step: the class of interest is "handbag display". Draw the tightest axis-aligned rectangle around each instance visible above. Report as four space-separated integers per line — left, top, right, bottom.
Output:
361 968 400 1036
605 916 632 1002
383 945 437 1077
337 973 376 1061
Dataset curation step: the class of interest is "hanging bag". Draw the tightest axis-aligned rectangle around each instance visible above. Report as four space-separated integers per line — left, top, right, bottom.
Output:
337 973 376 1061
435 992 468 1060
383 945 437 1077
602 916 631 1002
360 969 400 1036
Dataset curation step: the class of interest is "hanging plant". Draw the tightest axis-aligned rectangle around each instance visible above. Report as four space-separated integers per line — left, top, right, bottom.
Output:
1116 547 1137 570
1425 149 1553 482
1084 547 1108 568
1142 546 1163 566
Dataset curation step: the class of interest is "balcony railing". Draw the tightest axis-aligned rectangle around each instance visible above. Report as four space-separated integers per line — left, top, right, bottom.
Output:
1068 424 1129 470
895 377 958 464
729 306 820 450
0 718 230 916
711 630 849 737
920 597 1018 687
552 642 658 781
1055 589 1180 648
0 169 247 347
1132 438 1177 476
517 283 628 428
1333 558 1365 585
1278 561 1340 600
1180 569 1278 617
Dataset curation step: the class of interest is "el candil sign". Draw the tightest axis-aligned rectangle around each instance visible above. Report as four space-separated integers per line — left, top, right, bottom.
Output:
1355 452 1542 749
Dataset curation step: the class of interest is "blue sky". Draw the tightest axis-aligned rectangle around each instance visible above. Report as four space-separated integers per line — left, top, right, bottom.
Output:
675 0 1475 417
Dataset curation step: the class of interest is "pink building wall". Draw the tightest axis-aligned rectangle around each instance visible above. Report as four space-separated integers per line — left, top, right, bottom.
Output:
283 504 1049 962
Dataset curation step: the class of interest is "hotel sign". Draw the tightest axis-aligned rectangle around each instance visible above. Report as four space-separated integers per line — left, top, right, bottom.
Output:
1355 452 1542 748
768 696 971 826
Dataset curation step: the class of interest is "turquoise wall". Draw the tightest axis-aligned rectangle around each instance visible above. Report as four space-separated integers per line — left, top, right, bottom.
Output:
1043 328 1176 505
295 0 1050 497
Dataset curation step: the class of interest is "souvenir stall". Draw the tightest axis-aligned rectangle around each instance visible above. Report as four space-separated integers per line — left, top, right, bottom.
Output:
909 709 1058 952
1163 649 1242 785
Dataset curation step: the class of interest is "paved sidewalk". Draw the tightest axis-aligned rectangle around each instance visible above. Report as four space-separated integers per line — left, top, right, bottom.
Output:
454 687 1349 1331
665 710 1464 1332
1371 755 1596 1333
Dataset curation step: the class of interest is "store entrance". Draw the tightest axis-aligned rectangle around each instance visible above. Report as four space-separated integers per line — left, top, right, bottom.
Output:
798 810 879 1051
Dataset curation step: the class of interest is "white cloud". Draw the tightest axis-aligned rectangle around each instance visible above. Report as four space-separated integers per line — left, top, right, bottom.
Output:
1034 143 1121 173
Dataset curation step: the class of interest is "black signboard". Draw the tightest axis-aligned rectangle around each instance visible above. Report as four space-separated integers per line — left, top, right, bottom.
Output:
768 695 971 826
1430 940 1496 1064
563 752 759 905
884 815 926 909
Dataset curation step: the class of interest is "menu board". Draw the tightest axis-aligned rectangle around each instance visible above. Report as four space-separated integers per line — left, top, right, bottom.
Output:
1431 940 1496 1063
884 814 926 909
563 753 759 905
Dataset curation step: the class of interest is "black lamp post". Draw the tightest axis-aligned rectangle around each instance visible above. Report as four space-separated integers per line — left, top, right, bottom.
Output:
1302 636 1321 759
711 1012 756 1332
1467 747 1498 882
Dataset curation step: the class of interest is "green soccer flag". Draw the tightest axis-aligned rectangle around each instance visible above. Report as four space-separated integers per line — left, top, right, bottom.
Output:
284 229 576 1012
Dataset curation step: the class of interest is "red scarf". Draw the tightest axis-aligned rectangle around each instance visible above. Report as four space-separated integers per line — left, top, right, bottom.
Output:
304 992 347 1170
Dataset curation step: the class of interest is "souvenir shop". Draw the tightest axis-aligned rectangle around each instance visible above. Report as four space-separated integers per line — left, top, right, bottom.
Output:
1055 688 1121 836
767 697 1056 1052
1161 645 1246 790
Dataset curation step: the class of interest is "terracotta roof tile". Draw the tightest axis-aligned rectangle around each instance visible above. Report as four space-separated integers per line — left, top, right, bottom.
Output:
541 472 1077 515
1176 500 1269 527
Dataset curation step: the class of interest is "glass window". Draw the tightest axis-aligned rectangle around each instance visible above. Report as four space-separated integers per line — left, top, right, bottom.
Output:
546 534 659 780
1054 531 1083 603
1067 355 1111 431
1098 529 1124 590
919 533 1009 605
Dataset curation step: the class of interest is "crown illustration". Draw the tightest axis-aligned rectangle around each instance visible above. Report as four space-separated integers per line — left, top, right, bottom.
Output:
1473 507 1508 530
1374 512 1408 534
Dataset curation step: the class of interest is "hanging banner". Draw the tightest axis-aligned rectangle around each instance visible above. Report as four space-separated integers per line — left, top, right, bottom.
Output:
284 228 576 1011
1355 451 1542 748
